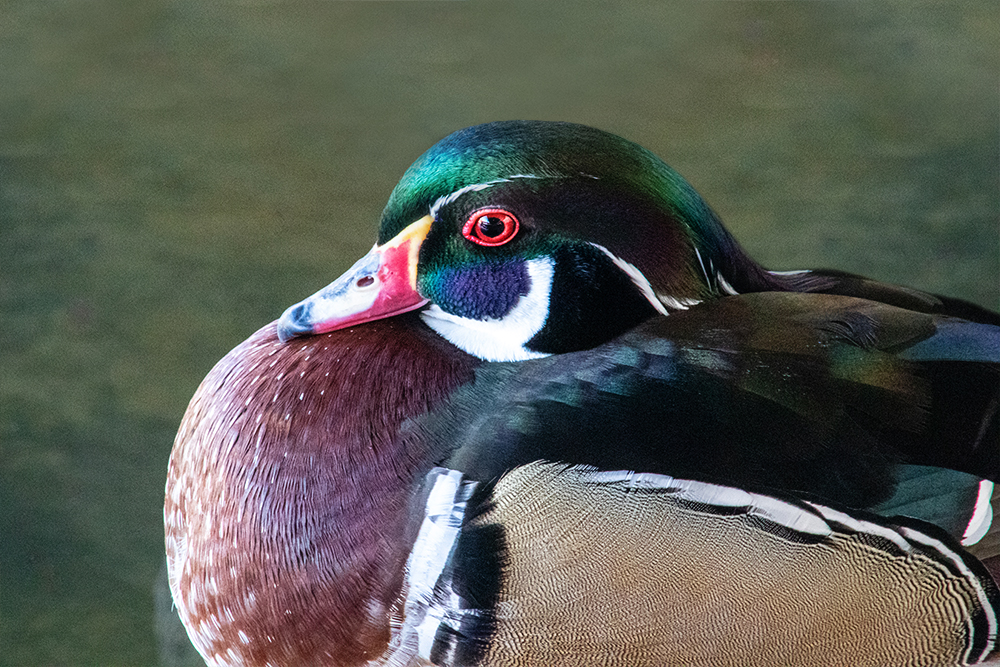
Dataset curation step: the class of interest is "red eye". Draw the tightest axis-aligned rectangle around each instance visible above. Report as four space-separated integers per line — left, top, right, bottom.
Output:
462 208 520 247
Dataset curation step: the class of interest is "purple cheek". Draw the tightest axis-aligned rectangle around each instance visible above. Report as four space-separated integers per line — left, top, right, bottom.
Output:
428 261 531 320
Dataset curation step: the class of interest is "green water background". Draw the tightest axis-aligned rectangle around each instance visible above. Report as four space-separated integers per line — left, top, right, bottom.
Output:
1 1 997 664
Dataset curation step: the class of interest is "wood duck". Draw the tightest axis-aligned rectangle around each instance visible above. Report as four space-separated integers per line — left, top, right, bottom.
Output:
166 121 1000 667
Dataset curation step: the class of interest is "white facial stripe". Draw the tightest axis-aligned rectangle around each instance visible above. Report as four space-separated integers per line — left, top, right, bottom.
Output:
658 294 702 311
694 247 739 296
592 242 707 313
589 243 669 316
769 269 812 276
716 272 739 296
420 258 555 362
589 242 703 311
429 174 543 219
694 247 712 286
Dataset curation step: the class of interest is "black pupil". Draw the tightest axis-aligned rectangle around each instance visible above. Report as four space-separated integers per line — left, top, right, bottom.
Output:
478 216 506 238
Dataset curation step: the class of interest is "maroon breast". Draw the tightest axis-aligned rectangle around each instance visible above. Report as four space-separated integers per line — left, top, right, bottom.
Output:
165 315 477 667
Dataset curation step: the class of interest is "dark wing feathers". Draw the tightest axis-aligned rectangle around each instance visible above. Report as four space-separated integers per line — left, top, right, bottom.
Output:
401 291 999 665
422 292 998 526
872 464 986 540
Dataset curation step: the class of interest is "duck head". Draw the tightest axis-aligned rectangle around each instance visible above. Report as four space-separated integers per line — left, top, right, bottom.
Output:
278 121 790 360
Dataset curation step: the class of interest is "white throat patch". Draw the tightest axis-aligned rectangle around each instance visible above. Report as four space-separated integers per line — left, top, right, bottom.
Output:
420 257 555 362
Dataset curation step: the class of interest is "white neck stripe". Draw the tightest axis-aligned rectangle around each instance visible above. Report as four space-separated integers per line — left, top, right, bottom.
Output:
589 243 669 316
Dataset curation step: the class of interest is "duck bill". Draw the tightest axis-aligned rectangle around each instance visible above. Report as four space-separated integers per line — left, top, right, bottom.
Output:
276 216 432 342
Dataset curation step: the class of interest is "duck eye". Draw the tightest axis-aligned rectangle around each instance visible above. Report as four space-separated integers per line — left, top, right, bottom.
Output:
462 208 519 247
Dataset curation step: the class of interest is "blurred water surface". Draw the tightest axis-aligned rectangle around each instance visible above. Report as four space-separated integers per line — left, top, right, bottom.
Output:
0 1 997 664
